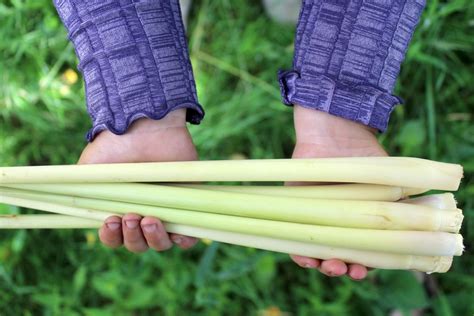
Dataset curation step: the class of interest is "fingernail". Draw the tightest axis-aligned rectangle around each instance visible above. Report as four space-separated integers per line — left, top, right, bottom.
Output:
142 224 157 233
350 273 363 281
303 263 313 268
106 222 120 230
125 220 139 229
172 236 182 244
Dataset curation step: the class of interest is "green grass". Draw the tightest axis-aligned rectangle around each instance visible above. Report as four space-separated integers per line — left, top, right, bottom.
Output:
1 0 473 315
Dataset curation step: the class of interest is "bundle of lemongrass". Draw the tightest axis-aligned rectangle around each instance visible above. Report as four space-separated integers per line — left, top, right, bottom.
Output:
0 157 464 273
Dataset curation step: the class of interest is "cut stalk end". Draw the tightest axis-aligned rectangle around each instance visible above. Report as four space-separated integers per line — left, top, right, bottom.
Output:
438 209 464 234
410 256 453 273
454 234 465 256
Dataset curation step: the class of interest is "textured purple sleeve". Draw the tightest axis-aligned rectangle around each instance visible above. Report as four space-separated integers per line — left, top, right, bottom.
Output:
279 0 425 131
53 0 204 141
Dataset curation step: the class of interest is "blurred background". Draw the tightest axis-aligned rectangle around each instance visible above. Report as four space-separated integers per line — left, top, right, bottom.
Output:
0 0 473 315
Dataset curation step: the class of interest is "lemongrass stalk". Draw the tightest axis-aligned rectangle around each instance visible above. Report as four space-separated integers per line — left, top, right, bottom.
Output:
0 190 464 256
0 195 116 221
0 214 452 273
0 214 101 229
171 184 426 201
0 157 463 190
3 183 462 233
402 193 457 210
167 223 453 273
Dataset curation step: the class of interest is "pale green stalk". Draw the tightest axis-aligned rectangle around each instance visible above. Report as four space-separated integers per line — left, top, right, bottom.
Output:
0 214 101 229
0 189 464 256
0 195 115 220
0 214 453 273
3 183 462 233
168 222 453 273
0 157 463 190
171 184 429 201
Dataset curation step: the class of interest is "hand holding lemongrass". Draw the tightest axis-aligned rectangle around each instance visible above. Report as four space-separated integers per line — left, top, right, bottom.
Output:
78 110 199 252
0 105 463 275
80 106 384 280
288 106 389 280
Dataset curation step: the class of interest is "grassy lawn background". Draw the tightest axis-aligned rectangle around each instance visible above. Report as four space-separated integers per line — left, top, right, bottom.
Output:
0 0 473 315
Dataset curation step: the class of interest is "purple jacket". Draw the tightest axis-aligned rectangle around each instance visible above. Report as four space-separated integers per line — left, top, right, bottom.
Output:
54 0 425 141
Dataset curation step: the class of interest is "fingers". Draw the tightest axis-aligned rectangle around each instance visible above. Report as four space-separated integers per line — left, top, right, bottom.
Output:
122 214 149 253
99 214 199 253
170 233 199 249
291 255 369 280
347 264 368 280
140 217 173 251
140 217 198 250
319 259 348 277
99 216 123 248
290 254 321 269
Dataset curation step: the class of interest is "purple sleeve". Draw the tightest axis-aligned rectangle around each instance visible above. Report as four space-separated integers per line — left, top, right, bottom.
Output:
279 0 426 131
53 0 204 141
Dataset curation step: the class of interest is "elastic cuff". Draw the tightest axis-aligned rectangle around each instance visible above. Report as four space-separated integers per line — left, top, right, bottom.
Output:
278 70 402 132
85 102 203 142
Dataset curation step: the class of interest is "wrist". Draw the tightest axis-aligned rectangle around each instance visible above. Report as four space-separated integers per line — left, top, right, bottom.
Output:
292 105 386 158
95 109 187 141
126 109 187 135
79 109 197 164
293 105 377 143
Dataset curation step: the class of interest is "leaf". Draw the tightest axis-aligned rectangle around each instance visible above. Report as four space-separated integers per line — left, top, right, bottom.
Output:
122 284 159 309
378 271 429 311
91 272 122 301
31 290 61 312
432 293 454 316
253 254 276 288
195 241 219 287
83 307 116 316
216 252 264 280
73 266 87 294
395 120 426 156
11 230 26 254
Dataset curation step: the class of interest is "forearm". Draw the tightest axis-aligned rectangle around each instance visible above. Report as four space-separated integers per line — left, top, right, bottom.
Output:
53 0 204 141
280 0 426 132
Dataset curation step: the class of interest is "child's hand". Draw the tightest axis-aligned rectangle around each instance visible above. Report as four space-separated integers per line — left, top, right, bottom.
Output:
288 105 388 280
78 109 199 252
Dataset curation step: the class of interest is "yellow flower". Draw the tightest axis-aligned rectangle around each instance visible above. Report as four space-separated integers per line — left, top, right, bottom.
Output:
258 306 290 316
62 69 79 85
201 238 213 245
85 231 97 246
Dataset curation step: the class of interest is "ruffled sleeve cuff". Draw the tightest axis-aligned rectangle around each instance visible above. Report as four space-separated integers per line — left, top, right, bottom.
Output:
278 70 402 132
54 0 204 141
